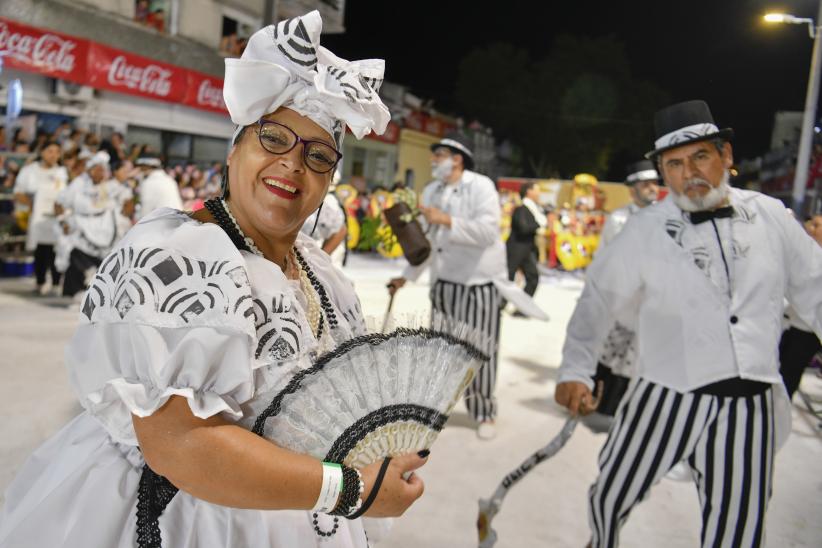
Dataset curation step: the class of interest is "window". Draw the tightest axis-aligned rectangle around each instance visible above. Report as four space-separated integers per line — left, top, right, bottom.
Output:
134 0 168 33
192 135 230 164
219 8 258 57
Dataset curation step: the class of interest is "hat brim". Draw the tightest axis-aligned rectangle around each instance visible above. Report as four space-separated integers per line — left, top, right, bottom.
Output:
645 128 734 160
430 143 474 170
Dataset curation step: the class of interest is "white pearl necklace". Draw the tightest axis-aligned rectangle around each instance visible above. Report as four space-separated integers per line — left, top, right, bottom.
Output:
221 199 264 257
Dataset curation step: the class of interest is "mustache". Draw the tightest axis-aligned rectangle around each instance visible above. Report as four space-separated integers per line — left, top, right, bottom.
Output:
683 178 713 191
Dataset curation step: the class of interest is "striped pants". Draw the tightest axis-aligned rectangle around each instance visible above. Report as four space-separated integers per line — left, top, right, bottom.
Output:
431 280 501 422
589 378 775 548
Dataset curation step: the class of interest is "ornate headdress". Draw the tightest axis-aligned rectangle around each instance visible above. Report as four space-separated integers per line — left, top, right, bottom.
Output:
223 10 390 149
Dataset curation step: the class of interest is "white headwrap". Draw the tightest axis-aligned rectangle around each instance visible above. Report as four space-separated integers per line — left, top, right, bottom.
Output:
86 150 110 170
223 10 390 149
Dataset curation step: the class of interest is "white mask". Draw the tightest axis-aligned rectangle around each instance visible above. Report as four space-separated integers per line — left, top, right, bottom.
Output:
431 157 454 181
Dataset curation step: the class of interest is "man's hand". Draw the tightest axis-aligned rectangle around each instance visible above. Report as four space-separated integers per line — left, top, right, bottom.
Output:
387 277 406 296
554 381 596 416
419 205 451 227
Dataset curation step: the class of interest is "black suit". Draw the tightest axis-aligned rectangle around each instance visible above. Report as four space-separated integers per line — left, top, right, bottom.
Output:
506 204 541 297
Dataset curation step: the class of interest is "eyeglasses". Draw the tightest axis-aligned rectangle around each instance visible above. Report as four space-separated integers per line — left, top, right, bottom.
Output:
256 120 342 174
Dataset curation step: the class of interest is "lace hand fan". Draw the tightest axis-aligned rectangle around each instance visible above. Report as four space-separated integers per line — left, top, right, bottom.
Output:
251 326 487 467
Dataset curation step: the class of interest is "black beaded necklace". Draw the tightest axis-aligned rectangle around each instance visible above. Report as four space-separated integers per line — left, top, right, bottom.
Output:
203 199 258 255
293 248 338 332
312 513 339 538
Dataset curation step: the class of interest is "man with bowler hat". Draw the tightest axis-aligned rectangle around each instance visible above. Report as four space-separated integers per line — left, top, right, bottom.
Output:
555 100 822 547
388 131 546 440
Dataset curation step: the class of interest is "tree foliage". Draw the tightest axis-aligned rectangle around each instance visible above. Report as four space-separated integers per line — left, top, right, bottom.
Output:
455 35 670 179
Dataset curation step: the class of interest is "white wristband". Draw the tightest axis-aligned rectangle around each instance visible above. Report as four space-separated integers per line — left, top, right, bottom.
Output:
312 462 343 513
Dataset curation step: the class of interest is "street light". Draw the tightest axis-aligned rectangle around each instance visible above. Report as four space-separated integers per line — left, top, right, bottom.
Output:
764 4 822 215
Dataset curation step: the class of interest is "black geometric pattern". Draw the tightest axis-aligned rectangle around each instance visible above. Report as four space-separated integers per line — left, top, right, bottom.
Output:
82 246 308 362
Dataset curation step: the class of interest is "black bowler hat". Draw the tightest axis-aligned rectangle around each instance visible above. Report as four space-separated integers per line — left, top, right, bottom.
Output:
625 160 659 185
431 131 474 170
645 100 733 159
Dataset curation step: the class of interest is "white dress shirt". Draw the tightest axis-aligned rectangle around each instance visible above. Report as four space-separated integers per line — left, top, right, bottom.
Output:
559 189 822 445
401 170 548 319
402 170 505 285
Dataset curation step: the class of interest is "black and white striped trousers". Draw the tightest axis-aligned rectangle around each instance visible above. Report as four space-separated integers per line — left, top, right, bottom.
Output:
431 280 501 422
589 378 775 548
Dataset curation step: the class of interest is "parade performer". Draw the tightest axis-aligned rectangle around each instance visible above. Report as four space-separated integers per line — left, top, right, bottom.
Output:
585 161 660 428
134 153 182 219
554 100 822 547
0 12 426 547
388 132 547 440
55 150 133 298
506 181 547 312
12 140 67 295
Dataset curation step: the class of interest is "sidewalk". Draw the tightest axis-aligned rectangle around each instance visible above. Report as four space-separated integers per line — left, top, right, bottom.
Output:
1 255 821 547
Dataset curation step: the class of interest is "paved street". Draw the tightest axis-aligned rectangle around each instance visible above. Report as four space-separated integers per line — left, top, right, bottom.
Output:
1 254 821 547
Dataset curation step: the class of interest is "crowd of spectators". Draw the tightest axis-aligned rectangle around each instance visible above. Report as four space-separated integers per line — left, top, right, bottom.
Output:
1 124 224 213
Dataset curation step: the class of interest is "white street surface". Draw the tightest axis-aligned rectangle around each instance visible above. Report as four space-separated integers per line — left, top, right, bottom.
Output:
1 253 821 547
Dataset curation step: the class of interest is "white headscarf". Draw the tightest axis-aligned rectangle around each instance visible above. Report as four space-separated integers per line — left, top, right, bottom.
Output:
223 11 390 149
86 151 110 170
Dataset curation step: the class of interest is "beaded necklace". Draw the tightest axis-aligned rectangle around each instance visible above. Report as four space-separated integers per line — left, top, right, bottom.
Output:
203 198 336 341
203 199 264 257
204 198 344 539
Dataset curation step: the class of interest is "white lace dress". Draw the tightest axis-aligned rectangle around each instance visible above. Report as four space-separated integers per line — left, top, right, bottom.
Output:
0 208 389 548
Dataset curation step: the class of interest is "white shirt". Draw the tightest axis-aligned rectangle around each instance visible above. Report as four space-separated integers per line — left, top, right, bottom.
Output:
402 170 506 285
137 169 183 219
522 197 547 228
13 162 68 249
400 170 548 319
559 188 822 392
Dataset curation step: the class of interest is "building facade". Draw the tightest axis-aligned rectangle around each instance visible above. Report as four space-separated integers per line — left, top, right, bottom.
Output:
0 0 344 165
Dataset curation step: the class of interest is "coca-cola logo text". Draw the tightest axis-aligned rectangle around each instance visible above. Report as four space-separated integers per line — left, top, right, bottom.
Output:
107 55 172 97
0 21 77 73
196 79 224 108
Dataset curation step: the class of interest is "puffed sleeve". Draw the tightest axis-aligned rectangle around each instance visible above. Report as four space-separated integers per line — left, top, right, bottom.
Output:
66 234 259 446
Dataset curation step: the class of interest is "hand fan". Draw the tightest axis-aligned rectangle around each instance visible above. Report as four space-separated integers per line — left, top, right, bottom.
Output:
251 324 487 467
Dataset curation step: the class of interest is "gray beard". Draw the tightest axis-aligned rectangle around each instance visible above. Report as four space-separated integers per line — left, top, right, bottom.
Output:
672 171 730 212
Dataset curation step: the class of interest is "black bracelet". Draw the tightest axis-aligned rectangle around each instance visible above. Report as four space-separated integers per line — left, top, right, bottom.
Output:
347 457 392 520
330 465 362 516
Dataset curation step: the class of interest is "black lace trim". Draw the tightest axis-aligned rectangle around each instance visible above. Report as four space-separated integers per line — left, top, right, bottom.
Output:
324 403 447 463
251 327 488 438
136 464 179 548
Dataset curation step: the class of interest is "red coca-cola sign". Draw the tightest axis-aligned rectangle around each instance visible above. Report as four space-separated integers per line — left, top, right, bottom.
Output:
0 17 88 82
184 71 227 113
87 42 186 103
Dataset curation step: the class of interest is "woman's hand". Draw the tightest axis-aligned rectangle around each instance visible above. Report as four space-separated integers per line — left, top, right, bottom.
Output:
359 452 428 517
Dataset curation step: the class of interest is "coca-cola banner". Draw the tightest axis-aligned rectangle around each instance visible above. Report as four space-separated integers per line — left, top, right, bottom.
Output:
184 71 227 113
0 17 89 83
87 42 187 104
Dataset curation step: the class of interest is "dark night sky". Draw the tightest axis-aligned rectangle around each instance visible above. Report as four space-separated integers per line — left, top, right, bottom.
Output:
323 0 822 164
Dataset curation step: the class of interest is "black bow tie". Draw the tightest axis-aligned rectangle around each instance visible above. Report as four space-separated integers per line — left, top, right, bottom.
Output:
689 206 735 225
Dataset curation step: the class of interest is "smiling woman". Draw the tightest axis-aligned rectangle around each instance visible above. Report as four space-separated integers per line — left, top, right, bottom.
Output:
0 10 428 548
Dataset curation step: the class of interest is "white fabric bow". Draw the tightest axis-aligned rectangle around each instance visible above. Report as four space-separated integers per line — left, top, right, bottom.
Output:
223 11 390 147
